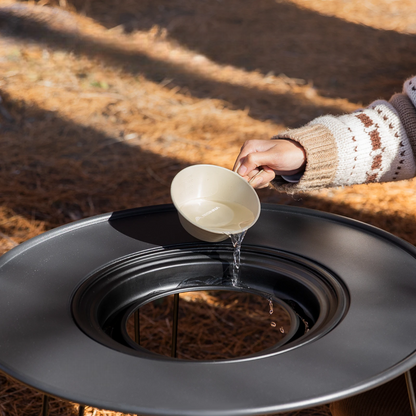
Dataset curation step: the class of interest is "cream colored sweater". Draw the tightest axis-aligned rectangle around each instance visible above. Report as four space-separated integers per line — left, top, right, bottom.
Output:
272 76 416 192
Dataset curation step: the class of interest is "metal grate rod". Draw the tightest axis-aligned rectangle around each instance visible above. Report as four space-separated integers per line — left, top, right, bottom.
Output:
406 370 416 416
41 395 49 416
134 309 140 344
171 293 180 358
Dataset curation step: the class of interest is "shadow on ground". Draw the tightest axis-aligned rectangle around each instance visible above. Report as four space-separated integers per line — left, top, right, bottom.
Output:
2 1 416 129
42 0 416 103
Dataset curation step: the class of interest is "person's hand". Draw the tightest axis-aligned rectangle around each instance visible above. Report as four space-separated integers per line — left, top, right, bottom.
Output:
233 139 306 188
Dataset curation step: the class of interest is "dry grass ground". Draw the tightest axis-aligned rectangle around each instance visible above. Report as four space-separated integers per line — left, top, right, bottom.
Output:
0 0 416 415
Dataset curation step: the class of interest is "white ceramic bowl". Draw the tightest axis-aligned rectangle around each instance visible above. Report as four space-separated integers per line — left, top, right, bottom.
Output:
171 164 261 242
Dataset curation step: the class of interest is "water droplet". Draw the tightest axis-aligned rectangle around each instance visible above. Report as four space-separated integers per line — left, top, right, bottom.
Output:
268 299 273 315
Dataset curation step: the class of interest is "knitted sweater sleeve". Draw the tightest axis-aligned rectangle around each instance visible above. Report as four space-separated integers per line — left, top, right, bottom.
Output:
271 76 416 192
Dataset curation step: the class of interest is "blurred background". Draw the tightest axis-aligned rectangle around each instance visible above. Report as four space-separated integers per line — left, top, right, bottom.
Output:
0 0 416 414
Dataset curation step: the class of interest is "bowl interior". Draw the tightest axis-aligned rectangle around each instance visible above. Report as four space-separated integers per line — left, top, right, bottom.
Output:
171 165 260 235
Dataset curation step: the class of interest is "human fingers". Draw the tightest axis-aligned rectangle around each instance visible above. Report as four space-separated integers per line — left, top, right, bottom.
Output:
233 140 277 173
236 150 276 177
248 166 275 189
237 139 305 177
248 168 264 184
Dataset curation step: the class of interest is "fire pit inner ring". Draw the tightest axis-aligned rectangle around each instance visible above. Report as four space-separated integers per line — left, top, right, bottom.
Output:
72 245 348 360
123 289 296 359
1 204 416 416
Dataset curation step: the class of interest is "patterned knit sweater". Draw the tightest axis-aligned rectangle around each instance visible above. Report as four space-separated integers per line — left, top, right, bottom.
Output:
272 76 416 192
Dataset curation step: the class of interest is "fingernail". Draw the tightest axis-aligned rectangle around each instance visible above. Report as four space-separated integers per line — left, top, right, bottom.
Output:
238 165 247 176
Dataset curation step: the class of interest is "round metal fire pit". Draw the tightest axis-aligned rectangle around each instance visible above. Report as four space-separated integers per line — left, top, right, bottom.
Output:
1 204 416 415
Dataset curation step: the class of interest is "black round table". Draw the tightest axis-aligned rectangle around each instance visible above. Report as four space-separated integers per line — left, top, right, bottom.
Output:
1 204 416 415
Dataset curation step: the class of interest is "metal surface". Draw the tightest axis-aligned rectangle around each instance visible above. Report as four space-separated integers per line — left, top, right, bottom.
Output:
1 204 416 415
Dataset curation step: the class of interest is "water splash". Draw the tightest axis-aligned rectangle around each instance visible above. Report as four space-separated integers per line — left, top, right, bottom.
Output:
301 317 310 333
268 298 276 328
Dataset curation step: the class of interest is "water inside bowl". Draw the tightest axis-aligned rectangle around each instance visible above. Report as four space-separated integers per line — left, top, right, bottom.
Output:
180 199 255 233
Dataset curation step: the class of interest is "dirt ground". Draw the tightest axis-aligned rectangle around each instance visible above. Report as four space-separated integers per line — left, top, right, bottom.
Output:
0 0 416 415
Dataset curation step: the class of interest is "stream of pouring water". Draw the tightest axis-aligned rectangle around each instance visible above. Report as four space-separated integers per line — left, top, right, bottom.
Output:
228 230 247 286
